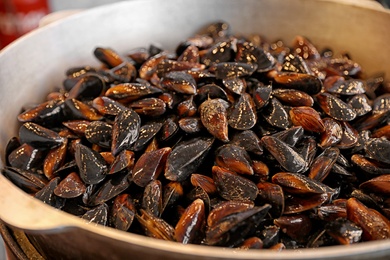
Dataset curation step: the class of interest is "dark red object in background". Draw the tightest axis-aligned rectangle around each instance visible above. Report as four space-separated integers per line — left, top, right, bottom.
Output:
0 0 49 49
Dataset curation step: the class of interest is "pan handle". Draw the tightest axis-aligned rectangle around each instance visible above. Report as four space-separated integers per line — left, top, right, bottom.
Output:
0 175 82 232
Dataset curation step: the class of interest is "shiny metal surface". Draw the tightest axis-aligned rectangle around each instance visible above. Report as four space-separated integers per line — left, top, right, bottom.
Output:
0 0 390 259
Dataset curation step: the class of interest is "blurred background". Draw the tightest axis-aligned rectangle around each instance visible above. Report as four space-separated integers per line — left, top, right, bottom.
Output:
0 0 389 49
50 0 126 10
0 0 127 49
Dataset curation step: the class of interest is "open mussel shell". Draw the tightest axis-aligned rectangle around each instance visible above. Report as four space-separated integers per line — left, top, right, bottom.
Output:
272 88 314 107
85 121 112 149
81 203 109 226
365 138 390 165
373 93 390 114
271 72 322 95
238 237 264 249
111 109 141 156
18 100 66 126
230 130 263 156
319 118 343 148
308 147 339 182
196 84 229 104
316 93 356 122
235 41 276 72
109 150 135 175
257 182 284 218
228 93 257 130
19 122 65 150
212 166 258 201
190 174 217 195
1 166 47 193
272 172 332 195
211 62 257 79
199 99 229 142
271 126 304 147
252 83 272 109
92 96 129 116
7 143 44 171
289 106 325 133
348 94 372 117
142 179 163 217
160 71 197 95
35 177 66 209
347 198 390 241
205 203 271 247
129 97 166 117
75 143 108 185
132 122 163 151
262 136 307 173
87 171 131 206
178 117 204 134
215 144 253 175
281 54 311 74
165 137 214 182
360 175 390 195
207 200 255 228
175 198 206 244
261 98 291 129
67 74 107 100
274 214 312 243
54 172 86 199
105 83 162 102
162 181 183 213
132 147 171 187
109 193 136 231
136 209 176 241
43 138 68 179
283 193 328 214
64 99 103 121
325 218 363 245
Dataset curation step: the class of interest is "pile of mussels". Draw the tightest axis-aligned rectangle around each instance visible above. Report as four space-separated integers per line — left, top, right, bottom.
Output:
2 21 390 250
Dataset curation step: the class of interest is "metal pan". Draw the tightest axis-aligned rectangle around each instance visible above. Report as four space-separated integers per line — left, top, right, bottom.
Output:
1 0 390 259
